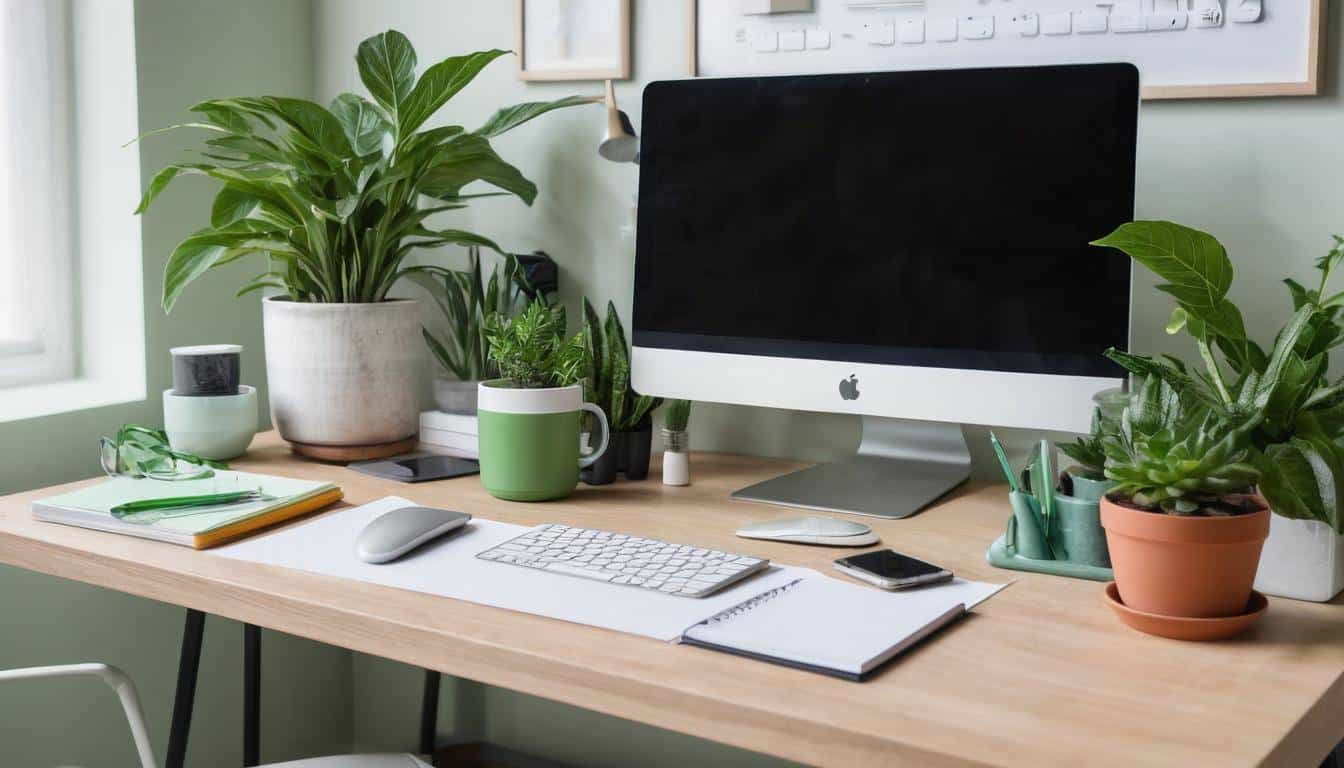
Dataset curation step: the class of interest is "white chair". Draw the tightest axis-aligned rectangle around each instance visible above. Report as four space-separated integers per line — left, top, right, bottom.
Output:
0 663 431 768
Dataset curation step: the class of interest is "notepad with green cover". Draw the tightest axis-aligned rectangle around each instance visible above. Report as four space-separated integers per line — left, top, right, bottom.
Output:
31 471 342 549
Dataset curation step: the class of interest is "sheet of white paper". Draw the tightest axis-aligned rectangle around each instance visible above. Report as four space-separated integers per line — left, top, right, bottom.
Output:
213 496 808 642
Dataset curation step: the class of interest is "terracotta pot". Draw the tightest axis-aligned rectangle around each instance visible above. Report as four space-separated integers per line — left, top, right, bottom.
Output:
1100 496 1269 618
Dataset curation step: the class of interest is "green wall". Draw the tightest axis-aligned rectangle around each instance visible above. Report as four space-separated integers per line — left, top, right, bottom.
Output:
0 2 354 767
311 1 1344 765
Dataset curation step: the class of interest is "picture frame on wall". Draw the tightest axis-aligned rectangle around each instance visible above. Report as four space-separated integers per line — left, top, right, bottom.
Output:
517 0 631 81
688 0 1327 100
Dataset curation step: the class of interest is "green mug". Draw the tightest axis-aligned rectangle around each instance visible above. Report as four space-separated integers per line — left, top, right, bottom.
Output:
477 381 611 501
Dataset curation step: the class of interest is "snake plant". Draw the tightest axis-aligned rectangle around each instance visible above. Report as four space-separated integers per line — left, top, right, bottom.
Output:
582 298 662 432
134 30 591 312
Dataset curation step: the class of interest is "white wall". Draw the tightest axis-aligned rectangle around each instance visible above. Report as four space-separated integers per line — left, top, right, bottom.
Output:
312 1 1344 765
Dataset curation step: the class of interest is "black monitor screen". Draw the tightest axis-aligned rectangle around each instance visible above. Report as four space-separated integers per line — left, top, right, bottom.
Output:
632 64 1136 377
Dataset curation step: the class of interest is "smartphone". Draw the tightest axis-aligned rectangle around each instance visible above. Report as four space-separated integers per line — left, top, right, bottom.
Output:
833 549 953 590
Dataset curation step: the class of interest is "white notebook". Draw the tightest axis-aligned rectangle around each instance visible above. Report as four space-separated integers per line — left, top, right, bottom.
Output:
681 576 1006 680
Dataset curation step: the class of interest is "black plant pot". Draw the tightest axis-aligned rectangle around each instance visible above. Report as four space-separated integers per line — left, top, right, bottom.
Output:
582 440 618 486
581 419 655 485
620 421 653 480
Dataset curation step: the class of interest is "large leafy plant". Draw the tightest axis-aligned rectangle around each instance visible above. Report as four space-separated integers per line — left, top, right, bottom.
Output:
485 300 585 389
582 299 662 432
1093 221 1344 529
135 30 590 312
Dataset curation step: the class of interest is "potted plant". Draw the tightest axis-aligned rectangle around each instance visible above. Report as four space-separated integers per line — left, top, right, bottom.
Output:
580 299 662 484
1050 409 1115 568
411 247 532 415
1093 221 1344 613
477 300 609 501
134 30 591 459
662 400 692 486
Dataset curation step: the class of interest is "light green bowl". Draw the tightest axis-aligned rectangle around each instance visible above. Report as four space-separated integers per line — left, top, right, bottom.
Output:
163 385 258 461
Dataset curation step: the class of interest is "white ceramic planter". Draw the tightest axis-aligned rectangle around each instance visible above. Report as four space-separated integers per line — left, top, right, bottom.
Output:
433 377 480 414
1255 513 1344 602
263 297 421 454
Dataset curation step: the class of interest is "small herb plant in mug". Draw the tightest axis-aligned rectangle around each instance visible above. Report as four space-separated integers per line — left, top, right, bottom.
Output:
484 300 586 389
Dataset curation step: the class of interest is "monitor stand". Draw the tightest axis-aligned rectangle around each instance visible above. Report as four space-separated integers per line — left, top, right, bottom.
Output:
731 416 970 519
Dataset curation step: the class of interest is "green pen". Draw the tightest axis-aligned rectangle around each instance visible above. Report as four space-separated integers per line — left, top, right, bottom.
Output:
989 432 1019 492
110 489 269 519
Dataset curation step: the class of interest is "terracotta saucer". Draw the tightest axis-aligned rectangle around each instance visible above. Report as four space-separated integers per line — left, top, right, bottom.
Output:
1103 582 1267 641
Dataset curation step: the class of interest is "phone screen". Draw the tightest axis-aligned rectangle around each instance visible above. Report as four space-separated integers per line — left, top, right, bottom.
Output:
840 550 946 580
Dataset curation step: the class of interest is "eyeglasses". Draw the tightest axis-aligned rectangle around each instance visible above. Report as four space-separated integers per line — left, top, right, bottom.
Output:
99 425 218 481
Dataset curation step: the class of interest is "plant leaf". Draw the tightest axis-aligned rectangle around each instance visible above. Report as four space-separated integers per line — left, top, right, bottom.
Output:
419 135 537 204
399 49 509 141
163 229 250 312
356 30 416 125
330 93 392 157
475 95 594 138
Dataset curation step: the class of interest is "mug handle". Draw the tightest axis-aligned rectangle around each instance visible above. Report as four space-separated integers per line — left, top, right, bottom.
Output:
578 403 610 469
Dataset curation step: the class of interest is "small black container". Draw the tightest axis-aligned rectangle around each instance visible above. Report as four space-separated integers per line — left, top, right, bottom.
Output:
581 419 654 485
171 344 242 396
619 420 654 480
582 440 619 485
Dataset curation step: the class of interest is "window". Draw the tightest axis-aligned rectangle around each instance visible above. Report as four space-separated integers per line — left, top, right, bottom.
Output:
0 0 75 388
0 0 144 421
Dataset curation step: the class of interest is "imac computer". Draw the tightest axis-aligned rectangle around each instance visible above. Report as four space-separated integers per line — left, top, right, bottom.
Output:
631 63 1138 519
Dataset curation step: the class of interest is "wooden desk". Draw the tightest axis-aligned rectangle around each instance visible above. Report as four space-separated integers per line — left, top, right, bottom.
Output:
2 432 1343 767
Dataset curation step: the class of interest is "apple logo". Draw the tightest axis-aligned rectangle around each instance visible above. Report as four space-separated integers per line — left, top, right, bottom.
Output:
839 374 860 401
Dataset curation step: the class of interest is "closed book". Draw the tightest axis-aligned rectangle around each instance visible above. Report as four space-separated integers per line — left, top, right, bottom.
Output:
419 410 478 435
32 471 342 549
419 427 479 458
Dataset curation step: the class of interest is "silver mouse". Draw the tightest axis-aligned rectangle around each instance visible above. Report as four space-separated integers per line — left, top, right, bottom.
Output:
356 506 472 564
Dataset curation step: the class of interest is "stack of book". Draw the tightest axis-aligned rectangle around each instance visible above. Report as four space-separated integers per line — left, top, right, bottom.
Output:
419 410 478 458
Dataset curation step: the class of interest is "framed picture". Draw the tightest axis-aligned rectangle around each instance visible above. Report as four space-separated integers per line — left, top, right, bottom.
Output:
517 0 630 81
689 0 1327 100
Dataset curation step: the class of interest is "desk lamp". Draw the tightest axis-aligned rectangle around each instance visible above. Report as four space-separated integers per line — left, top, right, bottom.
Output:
597 80 639 164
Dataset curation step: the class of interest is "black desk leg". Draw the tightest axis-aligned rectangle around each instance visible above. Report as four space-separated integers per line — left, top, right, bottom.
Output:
166 609 206 768
419 670 441 755
244 623 261 767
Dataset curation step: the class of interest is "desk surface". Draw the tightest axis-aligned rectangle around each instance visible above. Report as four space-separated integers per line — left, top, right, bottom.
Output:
2 432 1342 767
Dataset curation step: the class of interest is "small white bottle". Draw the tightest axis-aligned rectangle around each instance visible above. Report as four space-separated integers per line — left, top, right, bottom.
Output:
662 428 690 486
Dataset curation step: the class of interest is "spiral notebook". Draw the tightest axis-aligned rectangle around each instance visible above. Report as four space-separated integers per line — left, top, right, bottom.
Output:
680 576 1006 681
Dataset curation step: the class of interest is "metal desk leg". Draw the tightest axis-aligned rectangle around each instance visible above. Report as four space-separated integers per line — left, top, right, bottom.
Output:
419 670 441 755
244 623 261 766
166 609 206 768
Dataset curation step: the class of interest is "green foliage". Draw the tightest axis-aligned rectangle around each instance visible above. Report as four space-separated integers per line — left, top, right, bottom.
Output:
1058 408 1108 479
1094 222 1344 529
408 247 532 381
134 30 591 312
582 298 663 431
664 400 693 432
484 300 585 389
1099 377 1261 514
103 424 227 479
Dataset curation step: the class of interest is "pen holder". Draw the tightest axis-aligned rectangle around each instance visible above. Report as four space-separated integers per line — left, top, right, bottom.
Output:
1007 491 1052 560
1049 493 1111 569
989 486 1115 582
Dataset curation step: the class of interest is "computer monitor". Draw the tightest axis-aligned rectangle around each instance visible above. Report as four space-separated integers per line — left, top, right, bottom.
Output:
631 63 1138 519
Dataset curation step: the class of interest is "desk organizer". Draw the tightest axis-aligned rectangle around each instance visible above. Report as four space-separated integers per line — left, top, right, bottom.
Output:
985 440 1115 583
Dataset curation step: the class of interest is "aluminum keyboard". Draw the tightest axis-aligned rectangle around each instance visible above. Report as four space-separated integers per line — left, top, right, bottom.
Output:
476 523 770 598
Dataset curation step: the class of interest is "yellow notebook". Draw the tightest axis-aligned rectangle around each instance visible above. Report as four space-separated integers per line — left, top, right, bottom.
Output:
32 471 343 549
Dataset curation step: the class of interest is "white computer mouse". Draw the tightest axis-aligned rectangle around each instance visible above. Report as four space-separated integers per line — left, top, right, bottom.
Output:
735 516 879 547
356 506 472 564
